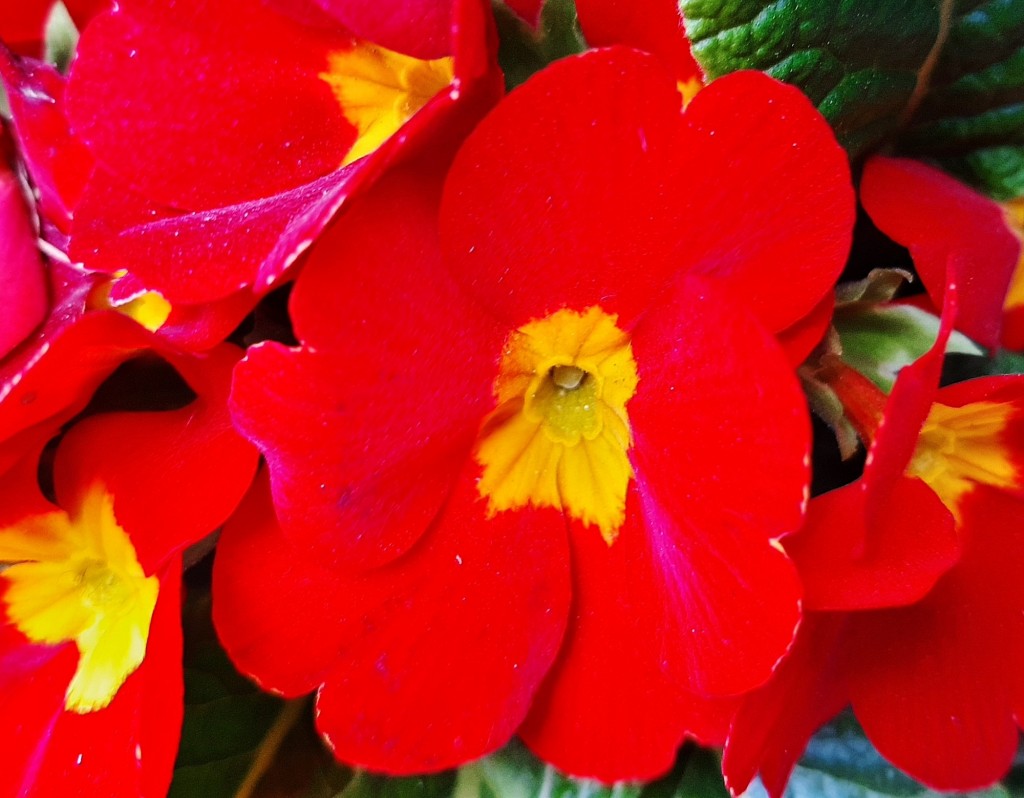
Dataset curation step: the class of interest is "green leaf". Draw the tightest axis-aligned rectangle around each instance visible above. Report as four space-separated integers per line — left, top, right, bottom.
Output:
678 0 940 156
992 348 1024 374
641 747 729 798
492 0 586 90
168 594 290 798
835 303 983 391
338 771 457 798
453 740 642 798
898 0 1024 198
43 2 78 74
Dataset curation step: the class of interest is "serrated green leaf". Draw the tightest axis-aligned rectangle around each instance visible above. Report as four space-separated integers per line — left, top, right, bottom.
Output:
492 0 586 90
678 0 940 156
898 0 1024 197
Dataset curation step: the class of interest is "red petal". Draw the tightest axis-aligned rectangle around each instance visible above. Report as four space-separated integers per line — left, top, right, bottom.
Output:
52 345 258 573
0 264 155 453
630 273 810 545
519 492 743 782
441 48 690 328
66 0 358 210
787 477 959 611
0 581 77 797
0 51 93 230
776 293 834 368
861 156 1019 351
215 468 571 773
68 162 368 304
24 567 183 798
230 169 503 570
311 0 451 59
723 614 849 798
575 0 701 84
0 153 47 359
442 53 852 332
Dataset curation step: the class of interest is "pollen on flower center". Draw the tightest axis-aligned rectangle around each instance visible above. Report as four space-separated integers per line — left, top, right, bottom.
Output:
0 484 158 713
475 306 638 543
905 400 1020 522
320 42 455 167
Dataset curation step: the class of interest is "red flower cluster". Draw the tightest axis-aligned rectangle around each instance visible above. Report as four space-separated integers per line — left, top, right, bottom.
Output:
0 1 1022 796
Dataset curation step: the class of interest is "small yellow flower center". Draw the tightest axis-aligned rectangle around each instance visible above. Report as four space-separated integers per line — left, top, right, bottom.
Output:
905 400 1020 522
87 270 172 332
476 306 639 543
0 484 158 713
320 42 455 167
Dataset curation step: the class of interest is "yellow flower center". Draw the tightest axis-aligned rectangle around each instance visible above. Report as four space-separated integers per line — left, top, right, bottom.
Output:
0 484 158 713
320 42 454 167
905 400 1020 522
87 270 172 332
476 306 638 543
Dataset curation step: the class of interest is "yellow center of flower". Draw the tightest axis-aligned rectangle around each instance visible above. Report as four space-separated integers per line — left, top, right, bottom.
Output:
476 306 638 543
87 270 172 332
0 485 158 713
905 400 1020 522
320 42 454 167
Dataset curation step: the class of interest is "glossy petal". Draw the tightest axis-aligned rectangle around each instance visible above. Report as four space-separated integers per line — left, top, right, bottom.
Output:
66 0 359 210
847 490 1024 790
861 157 1019 351
0 50 93 231
575 0 701 85
442 52 852 332
215 469 571 773
20 569 183 798
0 615 76 796
0 263 155 452
787 477 958 611
519 490 744 782
312 0 452 59
0 149 47 359
630 274 809 549
723 614 849 798
52 345 257 573
230 169 503 570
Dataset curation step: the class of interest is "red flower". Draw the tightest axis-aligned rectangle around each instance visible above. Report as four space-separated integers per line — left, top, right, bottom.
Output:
0 49 261 473
725 287 1024 794
62 0 502 307
0 346 257 797
860 156 1021 351
215 50 853 781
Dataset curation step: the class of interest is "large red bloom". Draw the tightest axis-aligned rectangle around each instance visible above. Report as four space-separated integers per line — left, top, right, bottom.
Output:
216 49 853 781
0 345 257 797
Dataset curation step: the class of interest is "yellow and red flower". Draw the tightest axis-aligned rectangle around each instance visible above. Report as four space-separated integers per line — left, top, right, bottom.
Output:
0 346 257 797
215 49 854 781
725 286 1024 794
62 0 503 307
